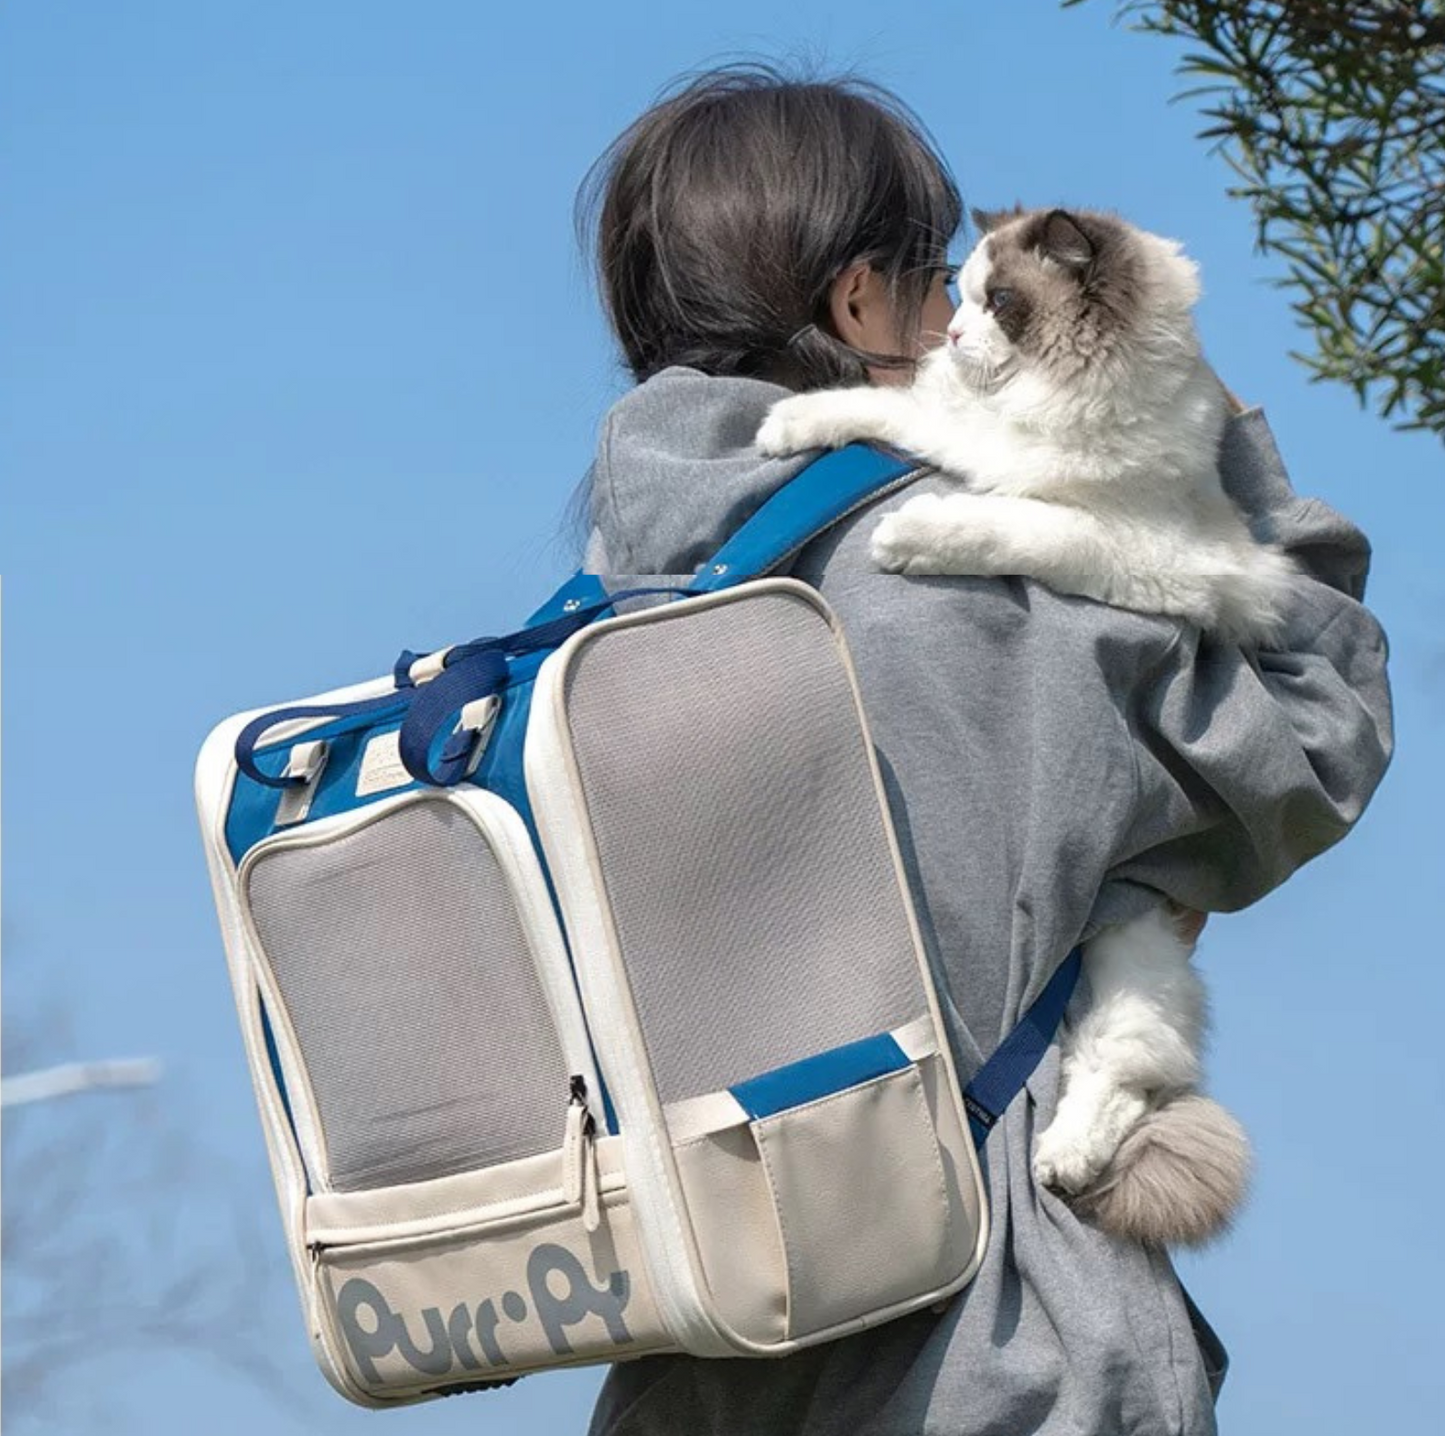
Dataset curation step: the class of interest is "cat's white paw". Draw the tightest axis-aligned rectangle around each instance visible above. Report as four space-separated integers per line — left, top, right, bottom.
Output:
1033 1125 1106 1195
870 493 950 573
756 396 840 458
756 393 877 456
1034 1088 1150 1195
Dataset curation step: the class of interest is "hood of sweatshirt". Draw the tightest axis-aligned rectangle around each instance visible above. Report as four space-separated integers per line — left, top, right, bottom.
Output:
584 366 813 575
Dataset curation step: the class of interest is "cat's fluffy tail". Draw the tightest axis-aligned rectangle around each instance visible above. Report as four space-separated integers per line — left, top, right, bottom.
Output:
1074 1094 1251 1247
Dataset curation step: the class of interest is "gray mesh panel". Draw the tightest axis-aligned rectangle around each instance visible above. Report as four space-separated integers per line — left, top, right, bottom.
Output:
245 798 570 1192
563 589 927 1104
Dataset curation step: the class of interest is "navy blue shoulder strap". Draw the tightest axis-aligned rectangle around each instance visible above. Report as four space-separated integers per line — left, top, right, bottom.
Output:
962 947 1082 1150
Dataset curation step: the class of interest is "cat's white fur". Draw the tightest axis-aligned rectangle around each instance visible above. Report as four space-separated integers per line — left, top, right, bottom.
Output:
756 214 1268 1234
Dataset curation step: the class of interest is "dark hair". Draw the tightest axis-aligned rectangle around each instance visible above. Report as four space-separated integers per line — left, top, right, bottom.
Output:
577 64 962 391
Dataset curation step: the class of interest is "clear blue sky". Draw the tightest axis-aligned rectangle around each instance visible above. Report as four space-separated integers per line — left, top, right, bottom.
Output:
3 1 1441 1433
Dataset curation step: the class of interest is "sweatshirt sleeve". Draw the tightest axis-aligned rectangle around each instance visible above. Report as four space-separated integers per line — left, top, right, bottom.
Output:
1106 410 1394 912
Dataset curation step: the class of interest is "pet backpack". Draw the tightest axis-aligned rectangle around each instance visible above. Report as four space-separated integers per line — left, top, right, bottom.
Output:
195 444 1081 1407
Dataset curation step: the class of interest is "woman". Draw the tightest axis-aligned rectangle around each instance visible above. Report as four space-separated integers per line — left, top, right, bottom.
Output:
575 66 1392 1436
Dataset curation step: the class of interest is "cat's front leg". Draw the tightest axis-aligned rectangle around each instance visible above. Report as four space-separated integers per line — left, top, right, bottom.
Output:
756 387 923 457
1033 906 1205 1196
872 491 1110 583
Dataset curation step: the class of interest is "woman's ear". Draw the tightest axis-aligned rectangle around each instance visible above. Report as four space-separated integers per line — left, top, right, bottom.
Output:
827 262 894 352
826 262 917 386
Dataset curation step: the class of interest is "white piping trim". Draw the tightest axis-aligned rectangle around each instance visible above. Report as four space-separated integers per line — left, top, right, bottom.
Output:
808 583 992 1287
195 716 349 1395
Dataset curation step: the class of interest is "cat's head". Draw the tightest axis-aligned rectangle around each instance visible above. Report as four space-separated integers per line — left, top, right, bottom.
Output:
942 206 1203 416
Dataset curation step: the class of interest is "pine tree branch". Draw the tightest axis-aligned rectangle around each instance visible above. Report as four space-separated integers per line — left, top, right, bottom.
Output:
1066 0 1445 439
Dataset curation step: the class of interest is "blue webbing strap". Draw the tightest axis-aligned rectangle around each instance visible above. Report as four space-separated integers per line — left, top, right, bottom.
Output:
692 442 922 593
396 645 511 788
962 946 1082 1150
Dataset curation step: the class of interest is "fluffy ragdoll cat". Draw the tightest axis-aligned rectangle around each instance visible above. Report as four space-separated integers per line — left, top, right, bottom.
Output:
757 205 1282 1246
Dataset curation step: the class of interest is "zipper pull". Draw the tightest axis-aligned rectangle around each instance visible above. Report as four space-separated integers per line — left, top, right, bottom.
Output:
564 1077 587 1207
565 1075 602 1233
580 1121 601 1233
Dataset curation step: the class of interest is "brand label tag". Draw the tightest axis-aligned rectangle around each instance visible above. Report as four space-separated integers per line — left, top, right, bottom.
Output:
356 730 411 797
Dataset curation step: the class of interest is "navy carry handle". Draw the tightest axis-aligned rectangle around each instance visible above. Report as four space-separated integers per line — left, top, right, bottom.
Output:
232 587 691 790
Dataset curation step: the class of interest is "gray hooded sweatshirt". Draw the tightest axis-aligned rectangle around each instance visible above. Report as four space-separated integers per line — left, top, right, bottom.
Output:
580 367 1393 1436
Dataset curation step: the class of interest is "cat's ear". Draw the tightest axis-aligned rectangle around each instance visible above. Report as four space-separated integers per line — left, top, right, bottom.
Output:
970 204 1024 236
1038 210 1096 275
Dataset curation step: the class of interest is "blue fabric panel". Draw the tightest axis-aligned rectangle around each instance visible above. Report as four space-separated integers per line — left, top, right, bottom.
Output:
694 444 920 591
222 645 559 864
469 667 539 829
527 571 609 626
963 946 1082 1149
224 758 288 864
730 1031 911 1121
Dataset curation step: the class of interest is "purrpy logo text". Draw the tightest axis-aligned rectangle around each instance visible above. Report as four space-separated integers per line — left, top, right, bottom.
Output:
335 1243 633 1385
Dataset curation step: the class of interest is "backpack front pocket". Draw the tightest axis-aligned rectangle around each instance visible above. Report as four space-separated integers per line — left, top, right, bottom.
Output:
305 1138 673 1402
667 1027 974 1344
748 1061 955 1338
225 786 672 1400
